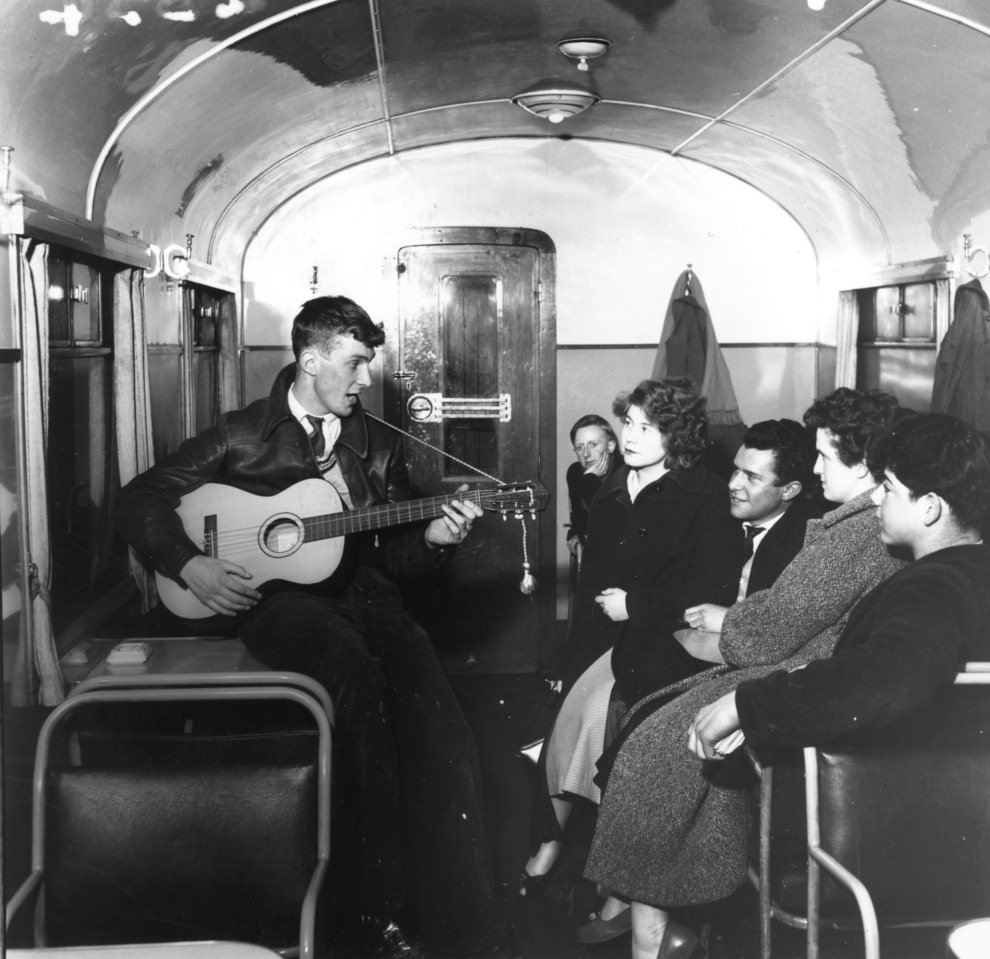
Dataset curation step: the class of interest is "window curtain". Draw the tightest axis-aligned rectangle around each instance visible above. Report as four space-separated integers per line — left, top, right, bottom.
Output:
114 269 157 611
12 238 63 706
218 290 239 413
835 291 859 388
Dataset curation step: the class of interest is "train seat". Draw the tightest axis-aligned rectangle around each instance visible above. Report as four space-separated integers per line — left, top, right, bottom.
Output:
5 682 332 959
747 665 990 959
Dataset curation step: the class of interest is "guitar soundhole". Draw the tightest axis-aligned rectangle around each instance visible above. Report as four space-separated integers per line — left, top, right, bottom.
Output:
260 513 305 558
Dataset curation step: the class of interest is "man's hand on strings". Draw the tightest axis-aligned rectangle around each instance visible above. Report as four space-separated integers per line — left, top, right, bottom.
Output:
180 554 262 616
426 484 484 548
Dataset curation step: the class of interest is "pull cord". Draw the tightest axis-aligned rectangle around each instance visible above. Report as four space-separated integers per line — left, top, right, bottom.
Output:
365 410 502 483
365 410 537 594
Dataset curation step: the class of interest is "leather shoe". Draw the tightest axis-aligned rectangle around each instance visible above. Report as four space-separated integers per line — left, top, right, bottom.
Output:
655 920 705 959
575 905 632 944
360 915 425 959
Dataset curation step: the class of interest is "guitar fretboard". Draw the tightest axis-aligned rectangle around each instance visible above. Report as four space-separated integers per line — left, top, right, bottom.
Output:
303 488 491 541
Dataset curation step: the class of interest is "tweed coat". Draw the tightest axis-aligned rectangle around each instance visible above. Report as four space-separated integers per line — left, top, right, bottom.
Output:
584 490 905 907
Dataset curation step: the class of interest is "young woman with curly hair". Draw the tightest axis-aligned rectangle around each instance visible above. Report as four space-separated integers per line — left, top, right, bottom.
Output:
520 378 742 901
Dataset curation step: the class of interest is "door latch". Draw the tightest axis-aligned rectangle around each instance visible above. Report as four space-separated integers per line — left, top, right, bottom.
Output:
407 392 512 423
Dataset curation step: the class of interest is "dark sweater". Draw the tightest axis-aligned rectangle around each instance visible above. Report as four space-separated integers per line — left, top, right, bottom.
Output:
737 543 990 747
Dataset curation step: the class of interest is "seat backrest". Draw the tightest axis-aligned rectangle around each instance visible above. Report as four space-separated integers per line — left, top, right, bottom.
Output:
44 761 318 947
763 682 990 923
18 685 330 953
816 738 990 921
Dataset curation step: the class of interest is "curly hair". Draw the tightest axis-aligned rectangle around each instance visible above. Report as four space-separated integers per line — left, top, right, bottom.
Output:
803 387 902 478
743 419 817 489
868 413 990 530
292 295 385 359
612 378 709 469
569 413 618 446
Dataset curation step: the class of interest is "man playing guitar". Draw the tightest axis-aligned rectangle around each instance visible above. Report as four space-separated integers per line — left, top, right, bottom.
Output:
118 296 512 959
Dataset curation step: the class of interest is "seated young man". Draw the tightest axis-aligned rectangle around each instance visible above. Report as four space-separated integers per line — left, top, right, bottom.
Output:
670 418 825 669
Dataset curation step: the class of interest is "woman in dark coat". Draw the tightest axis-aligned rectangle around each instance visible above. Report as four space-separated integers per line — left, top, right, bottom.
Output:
521 378 742 894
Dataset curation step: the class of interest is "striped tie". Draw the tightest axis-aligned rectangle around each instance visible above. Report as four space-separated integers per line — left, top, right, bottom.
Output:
306 415 336 471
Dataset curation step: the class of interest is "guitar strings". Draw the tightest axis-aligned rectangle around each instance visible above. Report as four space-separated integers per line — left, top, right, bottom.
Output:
189 487 529 556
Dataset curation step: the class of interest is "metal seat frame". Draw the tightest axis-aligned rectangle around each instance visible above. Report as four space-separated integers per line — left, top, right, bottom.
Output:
747 663 990 959
6 679 333 959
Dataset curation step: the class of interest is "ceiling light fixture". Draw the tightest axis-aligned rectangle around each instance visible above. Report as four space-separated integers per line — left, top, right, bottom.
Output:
512 79 601 123
807 0 827 10
557 36 611 72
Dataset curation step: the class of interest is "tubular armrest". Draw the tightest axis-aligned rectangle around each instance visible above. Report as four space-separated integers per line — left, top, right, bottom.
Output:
71 670 334 727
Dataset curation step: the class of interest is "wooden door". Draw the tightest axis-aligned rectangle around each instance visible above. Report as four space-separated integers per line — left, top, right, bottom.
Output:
385 228 555 673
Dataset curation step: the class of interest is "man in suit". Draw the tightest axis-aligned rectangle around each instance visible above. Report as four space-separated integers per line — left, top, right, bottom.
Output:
676 418 823 661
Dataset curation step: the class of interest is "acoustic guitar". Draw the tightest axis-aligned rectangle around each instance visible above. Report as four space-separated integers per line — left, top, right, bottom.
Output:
156 477 547 620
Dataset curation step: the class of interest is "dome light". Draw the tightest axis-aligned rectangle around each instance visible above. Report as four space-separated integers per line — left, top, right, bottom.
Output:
512 79 601 123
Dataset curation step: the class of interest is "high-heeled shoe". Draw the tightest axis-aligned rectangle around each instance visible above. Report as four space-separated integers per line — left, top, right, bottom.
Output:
575 905 632 944
655 920 705 959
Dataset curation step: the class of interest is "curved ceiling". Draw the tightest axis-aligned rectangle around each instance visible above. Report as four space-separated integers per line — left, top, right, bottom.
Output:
3 0 989 277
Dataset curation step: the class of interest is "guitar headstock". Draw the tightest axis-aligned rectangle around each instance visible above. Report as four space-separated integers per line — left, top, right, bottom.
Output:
481 481 550 516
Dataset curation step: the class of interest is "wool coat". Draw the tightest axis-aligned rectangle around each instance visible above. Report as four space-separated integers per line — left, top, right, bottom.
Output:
559 462 742 692
584 490 905 907
744 496 824 597
931 279 990 432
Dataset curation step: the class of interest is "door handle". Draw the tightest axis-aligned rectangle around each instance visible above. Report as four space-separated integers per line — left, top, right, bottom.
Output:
407 392 512 423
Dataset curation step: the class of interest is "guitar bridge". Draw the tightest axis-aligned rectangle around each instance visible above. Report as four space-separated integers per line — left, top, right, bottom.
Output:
203 513 218 558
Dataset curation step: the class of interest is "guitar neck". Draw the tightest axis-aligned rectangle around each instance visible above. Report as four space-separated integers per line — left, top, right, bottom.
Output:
305 488 486 541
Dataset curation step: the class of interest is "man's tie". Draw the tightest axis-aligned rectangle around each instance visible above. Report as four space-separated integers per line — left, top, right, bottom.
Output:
306 415 336 470
742 524 763 563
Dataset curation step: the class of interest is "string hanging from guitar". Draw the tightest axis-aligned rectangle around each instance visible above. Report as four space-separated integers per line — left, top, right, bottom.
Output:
366 411 539 595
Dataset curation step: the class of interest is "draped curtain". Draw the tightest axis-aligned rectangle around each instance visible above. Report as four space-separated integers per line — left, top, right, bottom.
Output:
113 269 157 611
12 238 62 706
218 289 239 413
835 291 859 389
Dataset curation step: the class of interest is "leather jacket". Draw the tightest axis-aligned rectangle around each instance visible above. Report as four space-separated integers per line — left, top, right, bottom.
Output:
117 364 442 588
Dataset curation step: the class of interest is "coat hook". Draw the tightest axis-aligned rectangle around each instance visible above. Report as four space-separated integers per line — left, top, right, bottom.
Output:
963 234 989 279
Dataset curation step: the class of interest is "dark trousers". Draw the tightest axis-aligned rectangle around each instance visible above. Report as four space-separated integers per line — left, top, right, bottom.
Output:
239 566 504 954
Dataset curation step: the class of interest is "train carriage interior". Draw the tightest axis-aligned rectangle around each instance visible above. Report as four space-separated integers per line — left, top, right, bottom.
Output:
3 1 990 957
